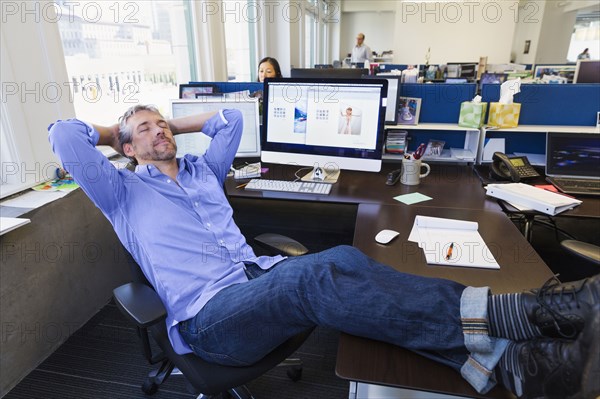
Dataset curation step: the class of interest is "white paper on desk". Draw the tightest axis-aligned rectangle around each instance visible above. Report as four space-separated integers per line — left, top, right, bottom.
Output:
408 216 499 269
0 190 68 208
1 217 30 235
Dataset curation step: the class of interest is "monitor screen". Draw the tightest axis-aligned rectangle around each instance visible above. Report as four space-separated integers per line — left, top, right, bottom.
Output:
574 60 600 83
290 68 368 79
179 83 218 99
546 132 600 178
262 78 388 172
363 75 400 124
170 98 261 158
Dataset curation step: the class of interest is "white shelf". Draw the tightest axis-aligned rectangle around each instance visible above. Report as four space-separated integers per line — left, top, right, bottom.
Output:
384 124 480 164
387 123 479 132
483 125 599 134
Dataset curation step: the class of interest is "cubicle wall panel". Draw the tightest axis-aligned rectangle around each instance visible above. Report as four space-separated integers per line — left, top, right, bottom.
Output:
188 81 264 95
484 131 547 156
481 84 600 126
399 84 477 124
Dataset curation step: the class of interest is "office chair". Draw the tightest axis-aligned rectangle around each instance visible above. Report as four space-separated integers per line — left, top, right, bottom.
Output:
113 234 312 398
560 240 600 266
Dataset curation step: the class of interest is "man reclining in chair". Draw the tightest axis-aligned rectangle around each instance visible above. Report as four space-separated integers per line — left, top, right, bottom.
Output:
49 106 600 399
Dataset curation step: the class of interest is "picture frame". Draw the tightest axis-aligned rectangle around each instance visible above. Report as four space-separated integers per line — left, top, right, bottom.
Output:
397 97 421 125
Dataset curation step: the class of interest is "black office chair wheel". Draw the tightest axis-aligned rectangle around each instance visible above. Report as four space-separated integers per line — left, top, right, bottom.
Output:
287 366 303 382
141 379 159 395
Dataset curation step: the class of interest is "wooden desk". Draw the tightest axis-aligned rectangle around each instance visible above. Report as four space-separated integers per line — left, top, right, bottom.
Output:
336 204 555 398
226 163 499 211
226 163 556 398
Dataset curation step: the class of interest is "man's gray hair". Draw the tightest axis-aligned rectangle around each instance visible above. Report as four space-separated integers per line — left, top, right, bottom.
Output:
118 104 162 163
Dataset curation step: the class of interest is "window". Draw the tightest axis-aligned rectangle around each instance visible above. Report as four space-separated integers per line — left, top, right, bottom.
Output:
223 1 254 81
567 14 600 62
304 0 331 67
54 0 196 122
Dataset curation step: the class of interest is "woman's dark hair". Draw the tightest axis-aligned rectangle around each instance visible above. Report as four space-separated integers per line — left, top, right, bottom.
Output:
257 57 282 81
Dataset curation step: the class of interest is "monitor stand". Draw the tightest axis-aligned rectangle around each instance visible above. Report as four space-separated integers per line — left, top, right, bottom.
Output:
300 167 340 184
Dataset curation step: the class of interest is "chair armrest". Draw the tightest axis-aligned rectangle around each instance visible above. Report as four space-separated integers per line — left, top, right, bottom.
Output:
254 233 309 256
561 240 600 265
113 282 167 328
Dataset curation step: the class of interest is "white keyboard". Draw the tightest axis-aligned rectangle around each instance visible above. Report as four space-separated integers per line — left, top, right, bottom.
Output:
245 179 332 195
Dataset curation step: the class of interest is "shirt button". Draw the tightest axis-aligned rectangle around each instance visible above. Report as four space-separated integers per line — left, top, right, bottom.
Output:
166 179 171 183
206 223 211 228
220 240 225 245
194 202 199 207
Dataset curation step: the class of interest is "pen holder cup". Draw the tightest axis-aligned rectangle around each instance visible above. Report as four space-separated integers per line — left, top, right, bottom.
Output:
401 159 430 186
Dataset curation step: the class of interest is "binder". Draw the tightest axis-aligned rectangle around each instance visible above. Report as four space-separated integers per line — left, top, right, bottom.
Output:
486 183 582 216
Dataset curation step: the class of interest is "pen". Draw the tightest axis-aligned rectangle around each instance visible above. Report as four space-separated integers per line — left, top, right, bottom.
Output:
446 243 454 260
236 182 249 189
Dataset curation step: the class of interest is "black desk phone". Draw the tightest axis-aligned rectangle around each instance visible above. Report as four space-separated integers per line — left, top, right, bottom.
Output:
490 152 540 182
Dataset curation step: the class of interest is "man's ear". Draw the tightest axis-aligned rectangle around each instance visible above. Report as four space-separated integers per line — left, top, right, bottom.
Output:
123 143 135 157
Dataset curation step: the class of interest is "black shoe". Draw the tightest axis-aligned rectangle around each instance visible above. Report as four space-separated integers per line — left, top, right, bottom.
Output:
517 315 599 399
580 304 600 399
522 274 600 339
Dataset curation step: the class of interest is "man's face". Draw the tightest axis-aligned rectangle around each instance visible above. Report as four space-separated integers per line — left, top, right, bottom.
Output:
123 110 177 164
356 35 364 46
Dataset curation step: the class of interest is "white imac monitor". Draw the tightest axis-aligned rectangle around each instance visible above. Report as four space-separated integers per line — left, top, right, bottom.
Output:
170 97 261 158
261 78 388 173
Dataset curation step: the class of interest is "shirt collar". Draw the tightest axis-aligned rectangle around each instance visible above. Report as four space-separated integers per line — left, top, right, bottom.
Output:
135 158 188 177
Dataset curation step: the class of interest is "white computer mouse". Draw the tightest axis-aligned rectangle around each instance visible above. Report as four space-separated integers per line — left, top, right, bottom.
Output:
375 229 400 245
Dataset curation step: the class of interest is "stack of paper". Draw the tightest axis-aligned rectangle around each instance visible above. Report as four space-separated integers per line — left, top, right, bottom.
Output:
486 183 582 216
408 216 499 269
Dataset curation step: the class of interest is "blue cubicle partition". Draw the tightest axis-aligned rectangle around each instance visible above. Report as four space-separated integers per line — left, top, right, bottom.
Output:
188 81 263 95
481 84 600 126
400 83 477 124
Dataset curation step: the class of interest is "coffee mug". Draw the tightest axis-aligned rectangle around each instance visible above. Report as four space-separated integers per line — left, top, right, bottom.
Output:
400 158 431 186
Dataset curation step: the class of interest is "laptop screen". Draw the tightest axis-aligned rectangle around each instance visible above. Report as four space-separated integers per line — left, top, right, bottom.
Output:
546 132 600 179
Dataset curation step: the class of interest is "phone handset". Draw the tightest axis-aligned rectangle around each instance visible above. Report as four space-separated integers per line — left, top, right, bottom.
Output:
490 152 540 183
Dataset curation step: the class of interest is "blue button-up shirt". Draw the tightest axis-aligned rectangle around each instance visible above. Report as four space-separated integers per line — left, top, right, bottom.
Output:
48 109 283 354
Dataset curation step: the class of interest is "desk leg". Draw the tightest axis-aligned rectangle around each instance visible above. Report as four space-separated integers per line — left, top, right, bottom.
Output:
523 215 535 242
351 382 469 399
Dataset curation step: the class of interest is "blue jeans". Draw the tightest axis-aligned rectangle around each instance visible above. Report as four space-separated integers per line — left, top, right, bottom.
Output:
179 245 507 393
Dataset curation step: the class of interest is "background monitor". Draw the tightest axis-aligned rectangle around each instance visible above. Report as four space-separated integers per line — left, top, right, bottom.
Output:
261 77 388 173
363 75 400 124
179 83 218 99
574 60 600 83
170 98 261 158
290 68 368 79
533 64 577 82
447 62 478 81
546 132 600 178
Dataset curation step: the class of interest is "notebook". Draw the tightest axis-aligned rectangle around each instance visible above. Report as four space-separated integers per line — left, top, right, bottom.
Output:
545 132 600 196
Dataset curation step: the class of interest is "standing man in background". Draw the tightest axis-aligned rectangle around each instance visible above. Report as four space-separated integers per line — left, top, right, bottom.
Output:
350 33 373 64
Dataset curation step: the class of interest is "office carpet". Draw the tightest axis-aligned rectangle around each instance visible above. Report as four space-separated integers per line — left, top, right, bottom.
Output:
5 302 348 399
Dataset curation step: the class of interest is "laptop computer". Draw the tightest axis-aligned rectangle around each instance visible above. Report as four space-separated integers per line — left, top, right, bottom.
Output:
545 132 600 196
